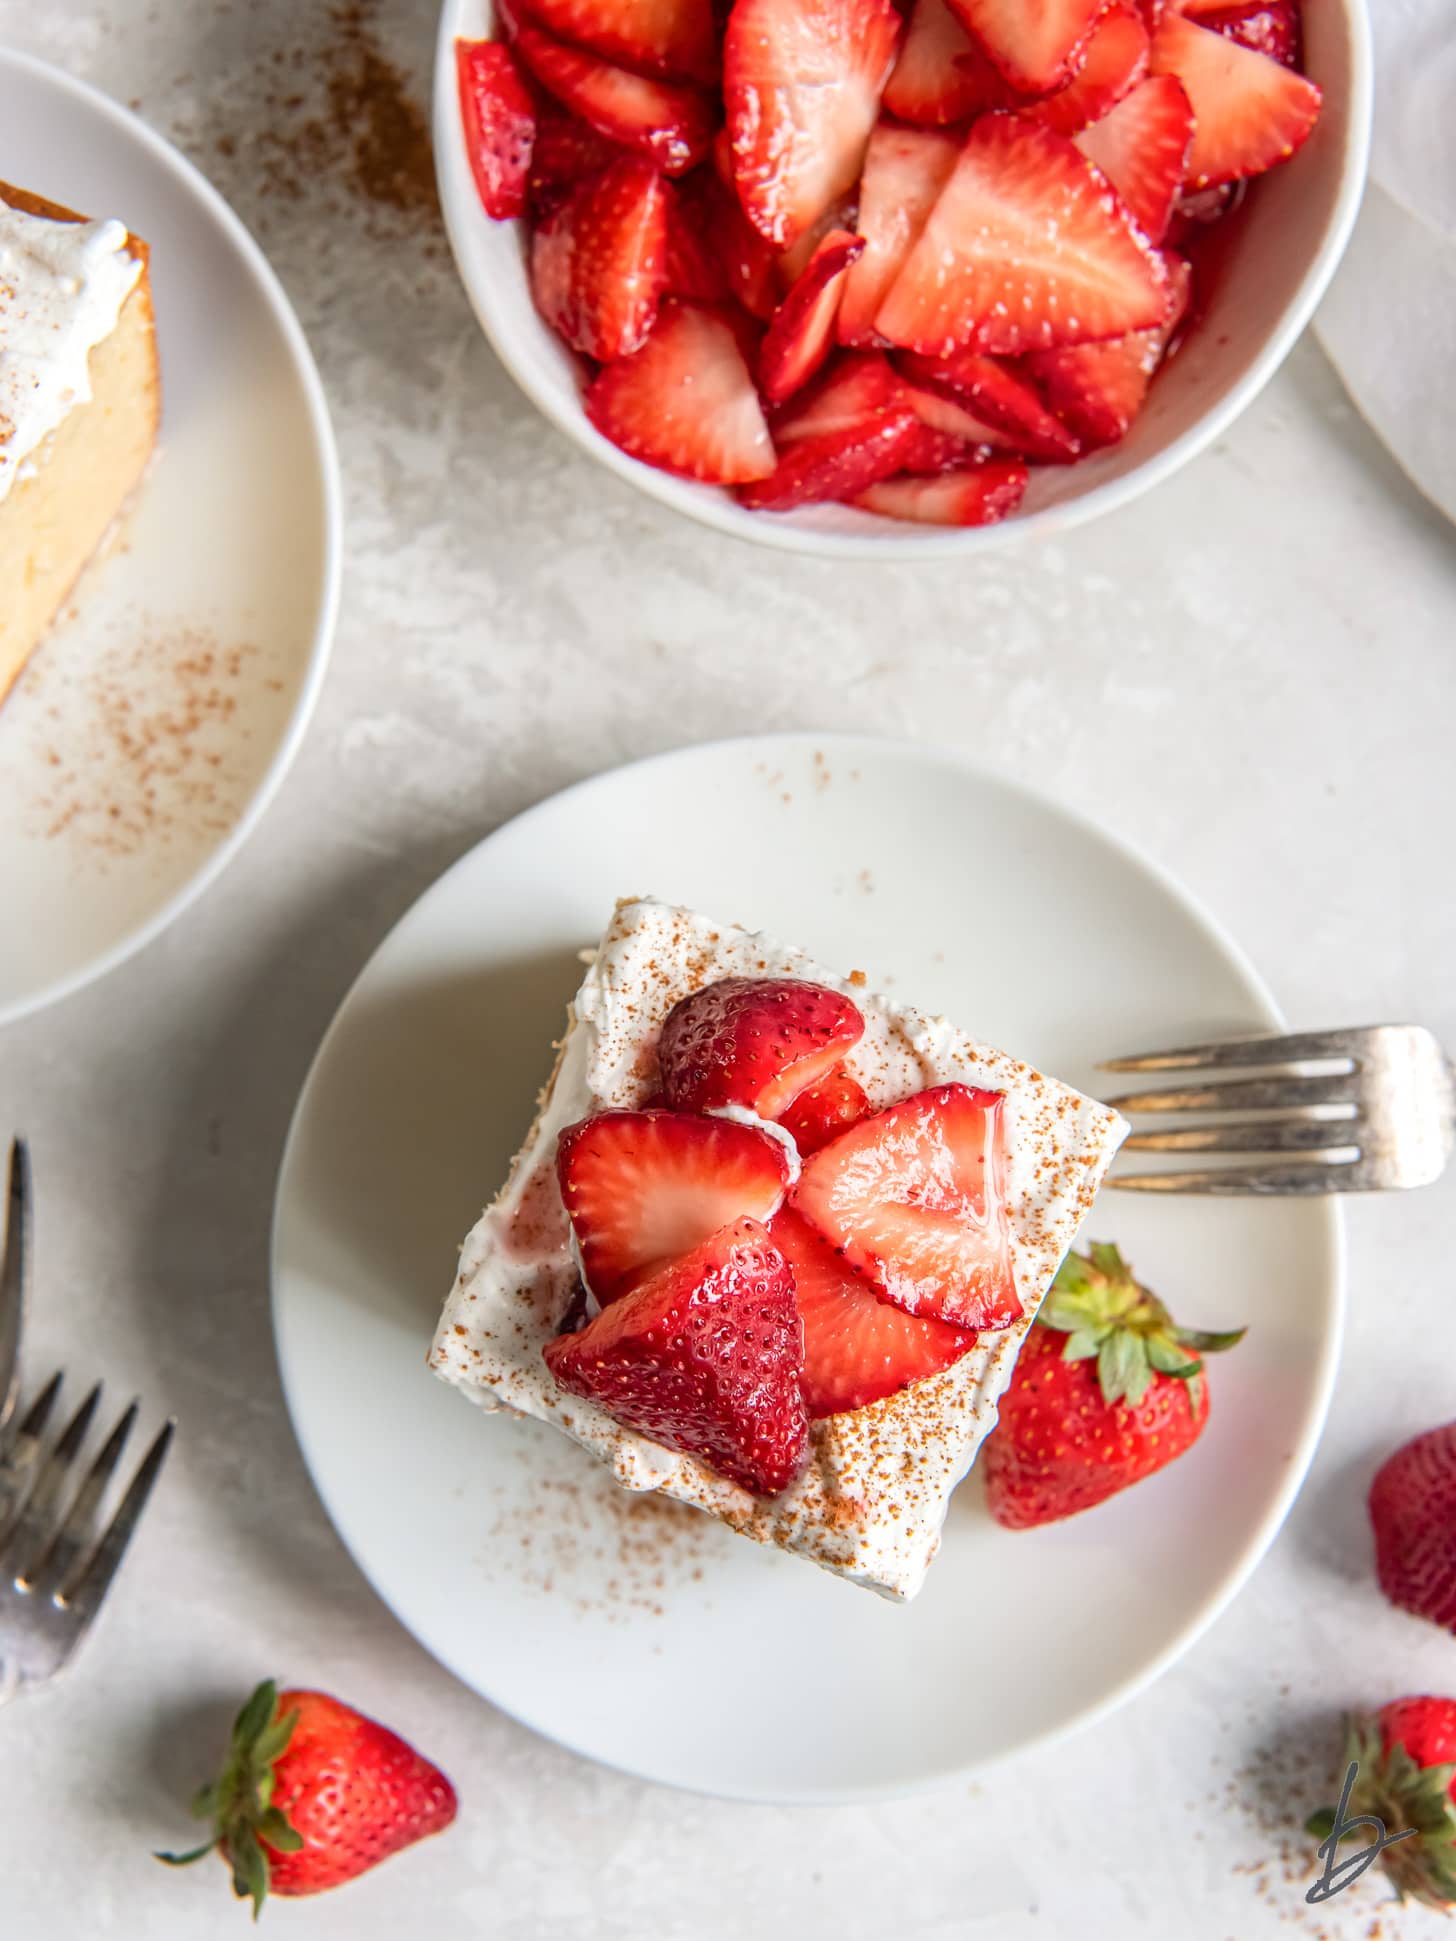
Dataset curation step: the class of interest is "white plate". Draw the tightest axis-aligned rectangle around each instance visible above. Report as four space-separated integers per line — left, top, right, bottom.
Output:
271 735 1343 1801
0 52 341 1025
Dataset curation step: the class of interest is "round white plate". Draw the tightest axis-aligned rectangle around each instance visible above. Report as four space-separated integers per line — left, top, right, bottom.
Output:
272 735 1343 1801
0 52 341 1025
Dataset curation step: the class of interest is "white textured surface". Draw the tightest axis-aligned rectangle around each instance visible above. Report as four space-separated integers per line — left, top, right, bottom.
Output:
2 3 1455 1936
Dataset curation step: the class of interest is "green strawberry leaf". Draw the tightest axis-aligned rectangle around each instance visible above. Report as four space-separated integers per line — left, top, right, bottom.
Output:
257 1807 304 1853
155 1840 218 1867
233 1681 278 1747
1052 1251 1098 1297
1088 1241 1128 1280
1174 1325 1247 1354
1146 1336 1201 1377
228 1824 270 1920
1061 1328 1103 1363
1305 1807 1337 1842
252 1707 299 1771
1098 1328 1151 1408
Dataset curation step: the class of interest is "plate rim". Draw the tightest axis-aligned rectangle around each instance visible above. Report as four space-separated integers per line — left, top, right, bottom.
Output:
269 730 1346 1802
0 47 344 1028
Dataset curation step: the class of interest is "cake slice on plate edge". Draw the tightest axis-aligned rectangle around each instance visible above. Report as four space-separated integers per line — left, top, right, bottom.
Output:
431 896 1128 1601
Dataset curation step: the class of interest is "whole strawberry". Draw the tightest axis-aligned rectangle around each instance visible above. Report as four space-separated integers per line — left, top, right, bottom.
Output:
1307 1699 1456 1909
159 1680 456 1914
1368 1422 1456 1634
984 1242 1244 1529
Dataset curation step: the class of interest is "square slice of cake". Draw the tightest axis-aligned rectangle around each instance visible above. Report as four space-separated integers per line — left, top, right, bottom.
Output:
431 897 1127 1601
0 181 160 706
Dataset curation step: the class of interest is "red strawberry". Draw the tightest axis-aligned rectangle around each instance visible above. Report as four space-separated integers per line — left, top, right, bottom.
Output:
948 0 1105 94
897 423 997 472
776 195 858 288
1306 1700 1456 1910
772 349 903 442
771 1207 977 1417
516 0 721 85
896 348 1082 460
543 1216 809 1494
724 0 901 247
739 408 920 507
776 1068 869 1154
158 1681 456 1913
1181 0 1299 68
856 459 1028 525
759 228 865 403
664 178 732 300
875 115 1172 357
531 156 669 357
556 1106 791 1302
456 39 536 220
883 0 1016 128
837 124 960 348
1164 177 1242 245
1369 1422 1456 1636
511 17 715 175
983 1241 1244 1528
1025 5 1150 138
892 367 1015 449
792 1083 1020 1329
696 173 782 318
586 299 776 481
529 104 627 203
1024 249 1190 444
1074 73 1194 243
658 976 865 1117
1148 13 1321 189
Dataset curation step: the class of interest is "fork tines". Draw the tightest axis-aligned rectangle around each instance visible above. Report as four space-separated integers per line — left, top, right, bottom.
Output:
1099 1025 1454 1195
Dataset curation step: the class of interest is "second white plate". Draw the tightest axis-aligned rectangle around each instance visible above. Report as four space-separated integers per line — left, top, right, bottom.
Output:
0 52 340 1024
271 734 1342 1801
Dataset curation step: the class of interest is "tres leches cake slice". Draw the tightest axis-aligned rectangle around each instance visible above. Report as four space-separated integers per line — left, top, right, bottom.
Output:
431 897 1127 1600
0 182 160 706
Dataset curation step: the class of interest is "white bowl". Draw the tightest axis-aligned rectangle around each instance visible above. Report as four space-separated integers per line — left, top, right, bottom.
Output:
433 0 1372 558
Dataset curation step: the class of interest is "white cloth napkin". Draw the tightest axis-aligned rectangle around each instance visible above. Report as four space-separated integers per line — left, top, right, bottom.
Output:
1313 0 1456 525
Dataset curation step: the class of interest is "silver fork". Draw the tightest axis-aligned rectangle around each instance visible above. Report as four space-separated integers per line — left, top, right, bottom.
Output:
0 1139 175 1703
1099 1025 1455 1195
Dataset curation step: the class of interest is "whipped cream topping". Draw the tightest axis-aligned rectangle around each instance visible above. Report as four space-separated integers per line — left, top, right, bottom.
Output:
0 197 143 506
432 898 1127 1601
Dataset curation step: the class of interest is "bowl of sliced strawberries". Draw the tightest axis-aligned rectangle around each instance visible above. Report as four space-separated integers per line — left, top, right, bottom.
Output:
435 0 1370 551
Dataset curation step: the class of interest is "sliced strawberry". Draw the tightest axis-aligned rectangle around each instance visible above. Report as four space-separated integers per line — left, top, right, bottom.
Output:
883 0 1016 127
586 300 776 482
724 0 901 248
837 124 959 348
771 1208 977 1418
698 174 782 318
776 1069 870 1155
771 349 904 443
876 116 1171 357
1074 74 1193 244
556 1107 791 1302
1164 178 1242 248
516 0 721 85
1148 13 1320 189
1180 0 1299 67
544 1216 808 1495
898 423 997 472
895 376 1012 451
896 349 1082 460
948 0 1105 93
792 1083 1020 1329
856 460 1028 525
529 104 627 205
512 18 715 175
530 156 669 358
456 39 536 221
658 976 865 1118
1024 250 1191 445
738 409 920 509
1025 5 1149 137
664 177 731 301
777 196 858 288
759 229 864 404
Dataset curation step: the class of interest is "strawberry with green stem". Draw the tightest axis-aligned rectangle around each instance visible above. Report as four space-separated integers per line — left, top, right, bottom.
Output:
1307 1700 1456 1911
984 1241 1244 1528
159 1679 456 1915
